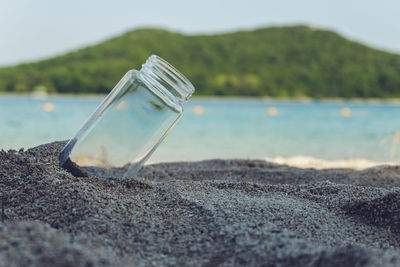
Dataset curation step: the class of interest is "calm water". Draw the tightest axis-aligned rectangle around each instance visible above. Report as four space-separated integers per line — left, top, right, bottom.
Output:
1 95 400 163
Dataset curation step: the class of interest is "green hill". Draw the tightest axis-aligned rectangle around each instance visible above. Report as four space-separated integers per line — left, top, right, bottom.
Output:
1 26 400 98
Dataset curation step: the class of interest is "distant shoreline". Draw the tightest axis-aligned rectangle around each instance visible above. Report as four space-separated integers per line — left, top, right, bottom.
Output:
1 92 400 104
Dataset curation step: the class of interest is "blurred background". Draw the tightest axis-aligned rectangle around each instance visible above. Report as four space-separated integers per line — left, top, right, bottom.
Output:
1 0 400 166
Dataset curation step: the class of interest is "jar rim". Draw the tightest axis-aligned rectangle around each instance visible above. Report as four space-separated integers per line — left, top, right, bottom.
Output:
140 55 195 103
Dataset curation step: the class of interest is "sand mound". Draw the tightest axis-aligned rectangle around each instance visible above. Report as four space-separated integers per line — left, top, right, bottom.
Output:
1 142 400 266
343 191 400 233
0 221 113 266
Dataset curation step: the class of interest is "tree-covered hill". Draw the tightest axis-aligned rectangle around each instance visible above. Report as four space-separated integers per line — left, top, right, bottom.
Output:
1 26 400 98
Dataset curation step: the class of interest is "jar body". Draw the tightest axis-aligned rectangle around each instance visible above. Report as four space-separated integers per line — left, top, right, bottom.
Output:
59 56 194 178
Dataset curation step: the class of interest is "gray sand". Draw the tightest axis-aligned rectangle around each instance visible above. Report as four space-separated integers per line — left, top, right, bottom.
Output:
1 141 400 266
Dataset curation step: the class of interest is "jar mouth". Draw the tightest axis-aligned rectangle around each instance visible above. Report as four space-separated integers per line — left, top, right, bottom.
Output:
140 55 195 103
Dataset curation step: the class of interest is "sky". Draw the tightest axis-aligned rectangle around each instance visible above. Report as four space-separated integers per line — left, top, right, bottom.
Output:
0 0 399 66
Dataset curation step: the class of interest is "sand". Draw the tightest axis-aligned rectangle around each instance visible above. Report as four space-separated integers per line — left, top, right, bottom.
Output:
1 142 400 266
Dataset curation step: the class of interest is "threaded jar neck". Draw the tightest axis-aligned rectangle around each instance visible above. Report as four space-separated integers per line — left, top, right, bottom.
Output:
140 55 195 105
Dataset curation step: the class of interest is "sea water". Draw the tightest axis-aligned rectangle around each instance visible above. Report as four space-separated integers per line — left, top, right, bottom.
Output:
1 96 400 163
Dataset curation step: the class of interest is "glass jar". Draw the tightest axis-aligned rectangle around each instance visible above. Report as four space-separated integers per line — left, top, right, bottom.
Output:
59 55 195 178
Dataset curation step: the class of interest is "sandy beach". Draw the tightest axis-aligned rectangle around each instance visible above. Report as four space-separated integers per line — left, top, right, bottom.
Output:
1 141 400 266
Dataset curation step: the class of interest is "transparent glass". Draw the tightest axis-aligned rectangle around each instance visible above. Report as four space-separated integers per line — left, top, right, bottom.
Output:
59 55 195 178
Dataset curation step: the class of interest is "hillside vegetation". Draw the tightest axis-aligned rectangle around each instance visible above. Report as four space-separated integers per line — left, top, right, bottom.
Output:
1 26 400 98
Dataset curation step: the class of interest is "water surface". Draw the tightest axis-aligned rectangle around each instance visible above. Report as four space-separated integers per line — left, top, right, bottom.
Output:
1 95 400 163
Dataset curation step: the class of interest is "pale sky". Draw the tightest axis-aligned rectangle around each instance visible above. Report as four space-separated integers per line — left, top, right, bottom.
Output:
0 0 399 66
